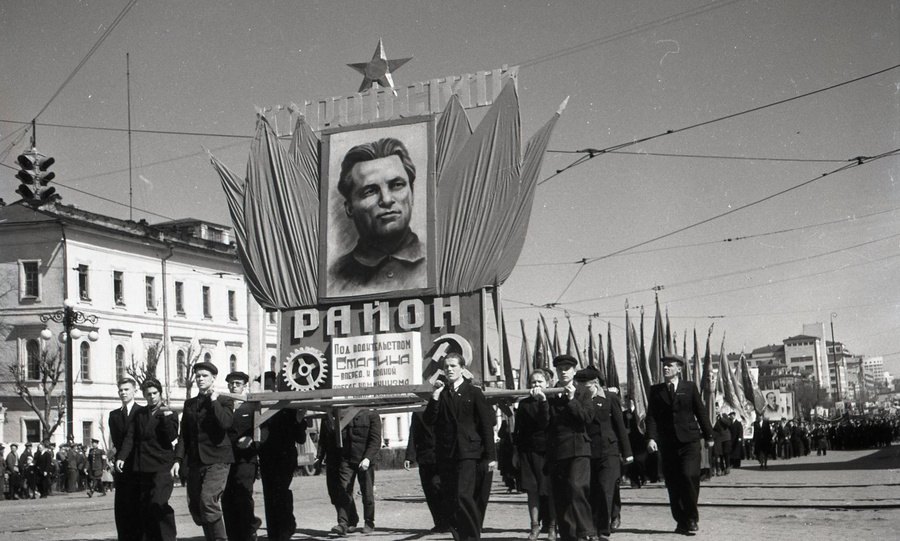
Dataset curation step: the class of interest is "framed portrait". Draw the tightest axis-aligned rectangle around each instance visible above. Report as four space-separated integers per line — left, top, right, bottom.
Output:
318 115 435 303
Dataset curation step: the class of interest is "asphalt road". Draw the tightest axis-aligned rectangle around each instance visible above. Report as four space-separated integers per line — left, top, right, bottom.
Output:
1 446 898 541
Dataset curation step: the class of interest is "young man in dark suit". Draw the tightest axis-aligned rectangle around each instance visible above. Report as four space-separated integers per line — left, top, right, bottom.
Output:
222 371 262 541
110 377 143 541
174 361 234 541
316 408 382 536
116 378 178 541
533 355 596 541
5 443 19 500
645 355 714 536
423 352 496 541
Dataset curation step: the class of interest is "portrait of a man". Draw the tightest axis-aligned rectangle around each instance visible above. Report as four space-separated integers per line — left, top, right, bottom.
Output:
321 120 433 300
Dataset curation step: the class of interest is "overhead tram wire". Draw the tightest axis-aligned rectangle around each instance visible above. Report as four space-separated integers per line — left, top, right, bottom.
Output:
517 204 900 267
548 146 900 304
0 119 250 140
517 0 745 68
547 149 846 164
537 63 900 187
32 0 139 121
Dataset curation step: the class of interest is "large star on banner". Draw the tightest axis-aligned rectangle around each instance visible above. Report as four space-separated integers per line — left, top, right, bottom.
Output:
347 39 412 93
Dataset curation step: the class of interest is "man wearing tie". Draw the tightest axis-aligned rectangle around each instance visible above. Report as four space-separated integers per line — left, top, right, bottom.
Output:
222 371 262 541
110 377 142 540
645 355 714 536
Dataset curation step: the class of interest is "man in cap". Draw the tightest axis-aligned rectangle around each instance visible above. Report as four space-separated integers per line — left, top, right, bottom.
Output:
576 366 632 541
5 443 20 499
532 354 596 541
35 440 53 498
222 371 262 541
117 378 178 541
85 438 107 496
110 376 143 539
423 352 496 541
174 361 234 541
645 355 714 536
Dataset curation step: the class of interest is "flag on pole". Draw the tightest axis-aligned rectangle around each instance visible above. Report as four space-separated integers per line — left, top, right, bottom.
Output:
626 309 648 434
540 314 556 359
665 307 674 356
565 317 584 367
691 328 701 385
501 314 516 390
700 325 716 429
597 330 607 383
606 321 621 391
739 352 766 412
648 296 666 384
552 318 561 358
718 334 750 424
518 320 532 391
534 319 549 373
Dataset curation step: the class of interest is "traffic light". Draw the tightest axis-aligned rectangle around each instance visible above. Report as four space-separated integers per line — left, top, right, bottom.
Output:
15 148 56 200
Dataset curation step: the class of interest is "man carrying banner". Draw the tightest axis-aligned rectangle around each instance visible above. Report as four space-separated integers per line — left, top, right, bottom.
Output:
645 355 714 536
423 352 496 541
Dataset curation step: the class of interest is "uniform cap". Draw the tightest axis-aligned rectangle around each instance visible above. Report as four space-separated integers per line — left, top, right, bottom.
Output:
225 371 250 384
553 354 578 369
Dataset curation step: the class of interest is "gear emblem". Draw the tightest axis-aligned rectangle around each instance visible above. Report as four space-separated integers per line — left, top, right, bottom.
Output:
282 347 328 391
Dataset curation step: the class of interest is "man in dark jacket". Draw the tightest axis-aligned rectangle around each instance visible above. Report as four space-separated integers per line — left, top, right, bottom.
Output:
174 362 234 541
5 443 20 500
534 355 596 541
316 408 382 536
110 377 143 541
404 411 445 532
85 438 107 496
34 440 53 498
646 355 714 536
578 367 633 541
117 379 179 541
222 371 262 541
257 371 308 541
423 353 496 541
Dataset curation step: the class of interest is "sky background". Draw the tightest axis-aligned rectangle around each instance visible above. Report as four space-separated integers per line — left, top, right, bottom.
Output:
2 1 899 382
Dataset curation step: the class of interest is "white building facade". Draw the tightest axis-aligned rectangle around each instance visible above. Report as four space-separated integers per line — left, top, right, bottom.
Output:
0 201 278 445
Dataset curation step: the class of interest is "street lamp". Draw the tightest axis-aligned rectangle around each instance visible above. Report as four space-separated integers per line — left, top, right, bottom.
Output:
39 298 99 440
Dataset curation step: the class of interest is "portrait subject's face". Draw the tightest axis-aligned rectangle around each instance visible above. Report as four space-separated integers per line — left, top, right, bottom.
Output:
344 155 413 242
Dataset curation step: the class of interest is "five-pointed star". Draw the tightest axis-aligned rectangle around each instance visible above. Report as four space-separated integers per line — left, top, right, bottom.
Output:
347 39 412 93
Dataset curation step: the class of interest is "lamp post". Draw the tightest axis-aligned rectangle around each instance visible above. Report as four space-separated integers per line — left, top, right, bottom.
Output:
39 299 99 441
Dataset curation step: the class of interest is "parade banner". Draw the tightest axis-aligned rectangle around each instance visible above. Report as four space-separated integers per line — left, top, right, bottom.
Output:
331 331 423 389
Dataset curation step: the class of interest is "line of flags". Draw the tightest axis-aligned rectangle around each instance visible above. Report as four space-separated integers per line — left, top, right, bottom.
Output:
498 295 769 435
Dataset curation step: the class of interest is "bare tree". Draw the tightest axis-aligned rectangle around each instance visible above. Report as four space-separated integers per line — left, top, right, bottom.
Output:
8 344 66 440
179 342 202 395
126 340 162 387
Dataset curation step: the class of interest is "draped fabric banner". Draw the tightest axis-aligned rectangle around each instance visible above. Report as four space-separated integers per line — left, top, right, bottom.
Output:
212 79 560 310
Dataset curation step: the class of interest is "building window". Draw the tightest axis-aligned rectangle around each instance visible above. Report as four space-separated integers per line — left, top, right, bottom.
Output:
228 290 237 321
21 260 40 299
202 286 211 318
270 355 277 372
177 350 186 386
175 281 185 314
26 339 41 380
229 354 238 373
145 276 156 311
78 264 90 301
82 421 93 447
268 312 277 325
115 345 126 379
80 342 91 381
24 420 41 443
113 271 125 305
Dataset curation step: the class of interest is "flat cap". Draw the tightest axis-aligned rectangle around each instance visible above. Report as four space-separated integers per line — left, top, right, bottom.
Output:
553 354 578 368
574 366 602 383
225 371 250 384
660 354 686 365
192 361 218 376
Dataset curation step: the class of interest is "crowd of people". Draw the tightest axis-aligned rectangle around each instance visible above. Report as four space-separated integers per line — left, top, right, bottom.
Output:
0 437 112 501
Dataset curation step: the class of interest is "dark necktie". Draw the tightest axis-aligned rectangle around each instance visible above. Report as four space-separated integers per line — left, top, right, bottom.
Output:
668 382 675 399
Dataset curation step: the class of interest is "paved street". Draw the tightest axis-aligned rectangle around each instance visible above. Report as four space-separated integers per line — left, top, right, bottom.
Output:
1 446 898 541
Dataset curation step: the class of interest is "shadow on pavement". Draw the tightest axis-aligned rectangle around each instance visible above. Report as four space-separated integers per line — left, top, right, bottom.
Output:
762 446 900 472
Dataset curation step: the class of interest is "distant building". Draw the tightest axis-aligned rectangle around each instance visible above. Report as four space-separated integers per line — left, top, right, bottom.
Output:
782 333 832 396
862 356 885 393
0 201 278 445
748 344 785 368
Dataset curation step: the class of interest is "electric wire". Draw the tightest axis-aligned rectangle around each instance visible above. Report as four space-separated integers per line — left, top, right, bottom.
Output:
32 0 139 120
538 63 900 187
548 148 846 164
0 119 250 140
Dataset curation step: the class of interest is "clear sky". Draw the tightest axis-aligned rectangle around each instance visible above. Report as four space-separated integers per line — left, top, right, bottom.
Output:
2 1 899 382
